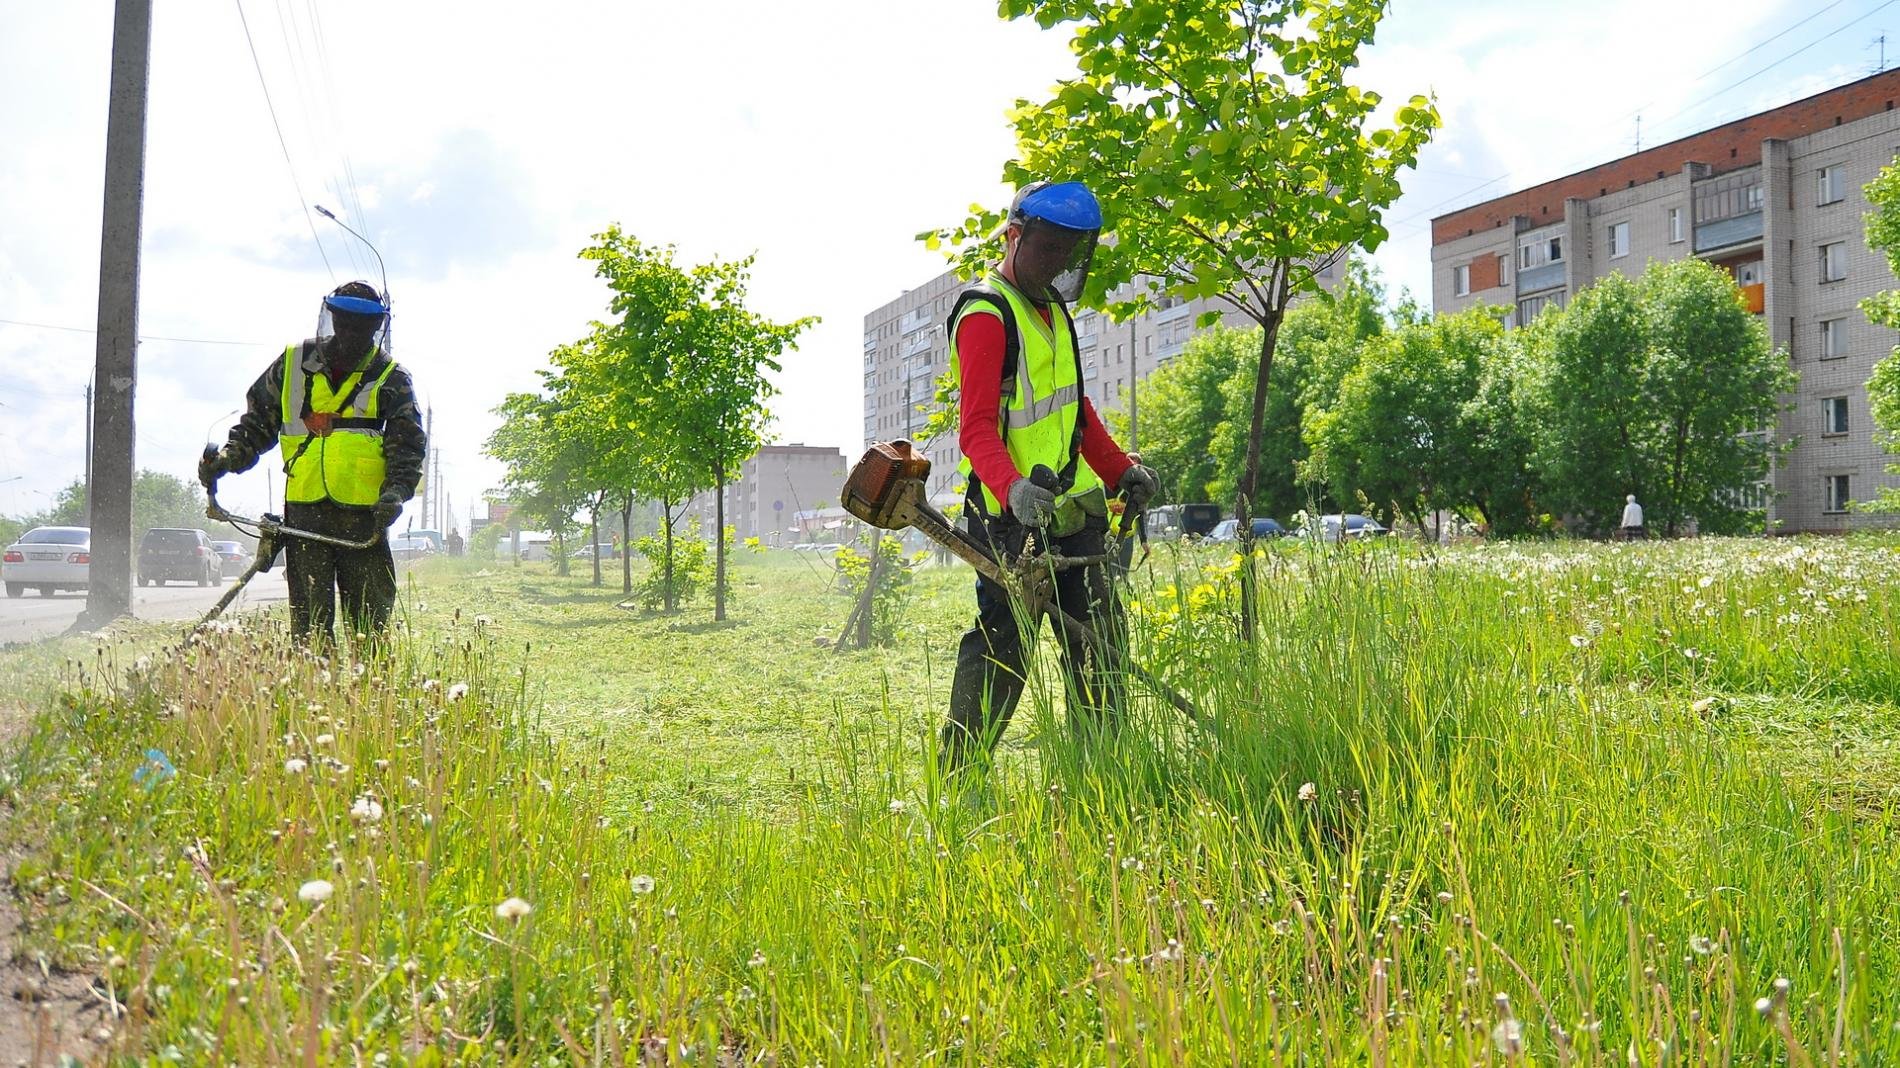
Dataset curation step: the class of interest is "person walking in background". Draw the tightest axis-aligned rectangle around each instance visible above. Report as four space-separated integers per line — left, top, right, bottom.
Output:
1620 494 1646 540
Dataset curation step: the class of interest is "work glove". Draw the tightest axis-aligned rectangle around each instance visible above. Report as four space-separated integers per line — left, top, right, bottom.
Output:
197 446 232 488
371 490 404 528
1006 475 1058 529
1117 463 1159 514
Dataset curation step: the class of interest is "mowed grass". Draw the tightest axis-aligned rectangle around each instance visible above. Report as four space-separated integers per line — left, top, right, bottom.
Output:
1 535 1898 1064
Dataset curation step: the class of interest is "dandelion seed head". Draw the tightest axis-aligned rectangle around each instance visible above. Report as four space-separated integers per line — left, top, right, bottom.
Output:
349 796 383 823
1297 782 1317 803
887 798 907 813
284 758 307 774
631 874 655 894
298 879 334 904
1491 1018 1523 1054
495 896 532 921
447 683 469 702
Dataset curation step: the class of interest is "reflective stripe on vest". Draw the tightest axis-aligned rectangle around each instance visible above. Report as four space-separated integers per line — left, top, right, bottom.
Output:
278 343 397 507
948 275 1103 519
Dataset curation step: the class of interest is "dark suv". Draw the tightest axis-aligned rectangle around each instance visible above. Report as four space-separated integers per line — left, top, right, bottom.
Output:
138 528 223 587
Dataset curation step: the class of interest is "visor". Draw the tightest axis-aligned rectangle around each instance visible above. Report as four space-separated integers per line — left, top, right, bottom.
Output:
323 294 390 317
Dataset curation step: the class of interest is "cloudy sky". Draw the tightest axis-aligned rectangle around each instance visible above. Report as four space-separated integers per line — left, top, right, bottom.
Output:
0 0 1887 526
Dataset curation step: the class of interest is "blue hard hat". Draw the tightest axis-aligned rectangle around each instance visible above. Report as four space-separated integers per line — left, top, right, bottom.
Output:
1010 181 1102 231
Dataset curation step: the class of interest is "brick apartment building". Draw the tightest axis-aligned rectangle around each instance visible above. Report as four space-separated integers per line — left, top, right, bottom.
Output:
862 265 1338 503
1432 68 1900 532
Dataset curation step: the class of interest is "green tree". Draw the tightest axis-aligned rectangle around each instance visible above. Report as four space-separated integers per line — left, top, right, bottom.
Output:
1858 158 1900 511
485 386 592 577
927 0 1436 634
1119 327 1246 504
1526 259 1791 536
1307 308 1504 533
577 227 815 619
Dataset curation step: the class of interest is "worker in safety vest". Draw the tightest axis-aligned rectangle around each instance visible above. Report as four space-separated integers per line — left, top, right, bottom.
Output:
200 281 426 642
941 181 1158 773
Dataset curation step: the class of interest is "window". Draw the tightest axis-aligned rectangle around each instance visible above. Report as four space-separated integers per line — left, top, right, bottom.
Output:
1821 317 1847 358
1823 396 1850 435
1821 242 1848 282
1517 294 1552 324
1608 222 1630 259
1668 208 1683 243
1824 474 1852 514
1818 165 1845 205
1453 264 1470 296
1518 235 1564 270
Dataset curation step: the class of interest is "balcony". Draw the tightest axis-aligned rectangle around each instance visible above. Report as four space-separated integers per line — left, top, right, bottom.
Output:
1694 211 1762 254
1517 261 1565 294
904 332 934 357
1739 282 1764 314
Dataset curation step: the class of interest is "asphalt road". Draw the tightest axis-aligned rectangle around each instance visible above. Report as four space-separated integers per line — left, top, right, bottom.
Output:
0 572 290 645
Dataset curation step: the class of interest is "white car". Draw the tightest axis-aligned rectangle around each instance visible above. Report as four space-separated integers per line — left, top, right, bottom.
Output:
3 526 91 598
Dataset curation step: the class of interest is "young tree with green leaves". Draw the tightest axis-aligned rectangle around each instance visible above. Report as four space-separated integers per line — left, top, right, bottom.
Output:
1858 158 1900 511
486 385 594 577
926 0 1437 636
577 227 815 620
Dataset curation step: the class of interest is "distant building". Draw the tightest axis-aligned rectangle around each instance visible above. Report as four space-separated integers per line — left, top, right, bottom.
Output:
679 444 849 544
1431 68 1900 532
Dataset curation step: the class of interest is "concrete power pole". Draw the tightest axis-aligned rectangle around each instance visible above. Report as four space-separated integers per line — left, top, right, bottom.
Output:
83 0 153 629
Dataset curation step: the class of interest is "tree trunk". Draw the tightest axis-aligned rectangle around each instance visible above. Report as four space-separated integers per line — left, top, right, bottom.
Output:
1235 291 1289 642
620 492 633 596
713 459 727 622
554 524 568 577
590 491 603 587
1668 418 1690 537
663 501 677 614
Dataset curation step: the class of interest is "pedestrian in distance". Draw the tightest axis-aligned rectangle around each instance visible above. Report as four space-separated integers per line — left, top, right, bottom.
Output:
939 180 1159 775
199 281 426 643
1619 493 1646 541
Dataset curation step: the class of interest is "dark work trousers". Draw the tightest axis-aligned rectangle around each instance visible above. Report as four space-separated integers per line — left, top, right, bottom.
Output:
941 512 1128 773
283 501 396 644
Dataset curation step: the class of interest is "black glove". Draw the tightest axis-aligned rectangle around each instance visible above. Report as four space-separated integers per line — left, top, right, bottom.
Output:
1006 475 1057 529
372 490 404 528
1118 464 1159 514
197 447 231 488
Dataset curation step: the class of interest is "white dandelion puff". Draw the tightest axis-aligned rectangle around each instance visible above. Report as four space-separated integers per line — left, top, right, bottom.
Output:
1297 782 1318 803
447 683 469 702
349 796 383 823
284 758 307 774
495 897 533 922
631 875 655 894
298 879 334 904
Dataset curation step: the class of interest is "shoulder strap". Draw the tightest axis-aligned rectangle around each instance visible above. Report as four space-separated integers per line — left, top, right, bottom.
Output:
947 286 1022 393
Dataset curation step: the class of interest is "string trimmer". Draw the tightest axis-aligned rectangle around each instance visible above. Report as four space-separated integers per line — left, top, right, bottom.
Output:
840 440 1203 723
191 444 382 632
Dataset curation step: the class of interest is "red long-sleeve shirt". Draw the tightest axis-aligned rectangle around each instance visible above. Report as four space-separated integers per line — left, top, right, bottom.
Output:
955 305 1133 514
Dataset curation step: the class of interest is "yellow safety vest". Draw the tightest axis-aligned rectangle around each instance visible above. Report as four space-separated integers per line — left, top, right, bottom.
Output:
948 275 1105 534
278 343 397 506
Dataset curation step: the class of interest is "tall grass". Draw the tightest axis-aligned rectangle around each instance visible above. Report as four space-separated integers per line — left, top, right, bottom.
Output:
3 536 1898 1063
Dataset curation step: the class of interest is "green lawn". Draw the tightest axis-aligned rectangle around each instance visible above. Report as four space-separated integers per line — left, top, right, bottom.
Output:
3 535 1898 1063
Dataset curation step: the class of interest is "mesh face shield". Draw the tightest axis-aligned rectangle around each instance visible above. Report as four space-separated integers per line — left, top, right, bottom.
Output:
1016 218 1098 305
315 288 391 362
1007 181 1103 305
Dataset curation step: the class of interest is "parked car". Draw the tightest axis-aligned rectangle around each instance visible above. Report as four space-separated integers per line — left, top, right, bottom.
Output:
138 527 222 587
1300 514 1390 542
1206 517 1288 542
402 528 444 553
573 542 619 561
1142 503 1224 540
2 525 91 598
211 540 254 577
389 535 436 562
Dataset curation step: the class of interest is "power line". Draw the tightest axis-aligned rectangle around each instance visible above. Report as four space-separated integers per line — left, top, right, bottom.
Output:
0 316 266 347
1383 0 1900 238
233 0 336 282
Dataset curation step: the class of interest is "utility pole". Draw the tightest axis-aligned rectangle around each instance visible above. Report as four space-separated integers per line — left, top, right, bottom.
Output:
421 406 433 529
83 381 93 513
83 0 152 629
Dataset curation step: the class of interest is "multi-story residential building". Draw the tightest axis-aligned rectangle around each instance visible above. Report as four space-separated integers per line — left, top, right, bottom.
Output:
862 266 1336 503
723 444 848 544
678 444 849 544
1432 68 1900 532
